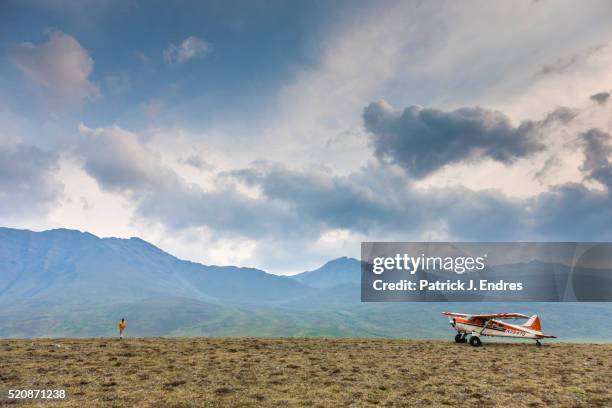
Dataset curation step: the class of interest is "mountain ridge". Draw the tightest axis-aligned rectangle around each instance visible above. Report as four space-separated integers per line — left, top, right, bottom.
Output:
1 227 611 340
0 227 313 304
291 256 361 288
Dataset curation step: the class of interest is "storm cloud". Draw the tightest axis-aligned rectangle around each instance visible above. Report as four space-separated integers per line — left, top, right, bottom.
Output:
229 129 612 242
75 115 612 251
362 100 559 179
230 163 529 241
72 109 612 270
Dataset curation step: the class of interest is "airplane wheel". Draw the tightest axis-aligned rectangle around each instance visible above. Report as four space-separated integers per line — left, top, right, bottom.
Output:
536 340 542 347
469 336 482 347
454 333 463 343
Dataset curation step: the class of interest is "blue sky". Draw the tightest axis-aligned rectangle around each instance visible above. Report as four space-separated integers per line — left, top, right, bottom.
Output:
1 1 345 130
1 0 612 273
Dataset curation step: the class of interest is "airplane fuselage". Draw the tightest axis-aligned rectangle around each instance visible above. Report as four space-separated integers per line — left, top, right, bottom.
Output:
454 317 544 339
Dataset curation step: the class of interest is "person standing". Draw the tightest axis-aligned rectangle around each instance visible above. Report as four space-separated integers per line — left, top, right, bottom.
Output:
118 318 127 339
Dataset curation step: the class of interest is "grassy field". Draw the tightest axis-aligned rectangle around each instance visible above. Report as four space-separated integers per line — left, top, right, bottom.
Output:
1 338 610 407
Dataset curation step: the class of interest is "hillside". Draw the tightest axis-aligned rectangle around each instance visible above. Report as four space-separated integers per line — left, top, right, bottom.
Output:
1 338 610 407
1 227 611 340
0 227 311 304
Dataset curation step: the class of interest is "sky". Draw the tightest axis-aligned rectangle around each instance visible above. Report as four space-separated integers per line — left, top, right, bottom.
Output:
1 0 612 274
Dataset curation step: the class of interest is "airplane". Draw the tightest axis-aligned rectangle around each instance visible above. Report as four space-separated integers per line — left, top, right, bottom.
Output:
442 312 556 347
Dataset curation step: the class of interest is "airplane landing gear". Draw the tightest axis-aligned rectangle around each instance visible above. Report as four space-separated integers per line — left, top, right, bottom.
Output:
536 340 542 346
454 333 467 343
469 336 482 347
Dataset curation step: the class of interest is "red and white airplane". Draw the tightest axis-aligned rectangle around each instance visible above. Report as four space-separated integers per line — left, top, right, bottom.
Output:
442 312 556 347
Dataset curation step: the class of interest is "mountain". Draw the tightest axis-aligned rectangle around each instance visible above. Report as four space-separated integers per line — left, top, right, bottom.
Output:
1 227 611 341
291 256 361 288
0 227 312 304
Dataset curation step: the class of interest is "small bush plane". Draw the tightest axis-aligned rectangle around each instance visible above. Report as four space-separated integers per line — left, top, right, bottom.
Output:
442 312 556 347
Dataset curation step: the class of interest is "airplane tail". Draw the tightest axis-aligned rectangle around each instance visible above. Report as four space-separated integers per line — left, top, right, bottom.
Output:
523 315 542 332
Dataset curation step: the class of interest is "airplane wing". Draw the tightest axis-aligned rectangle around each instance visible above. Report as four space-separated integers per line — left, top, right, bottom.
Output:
442 312 529 320
442 312 468 318
472 313 530 319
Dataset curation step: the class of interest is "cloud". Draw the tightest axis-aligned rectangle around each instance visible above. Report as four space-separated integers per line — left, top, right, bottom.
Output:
9 30 99 105
579 128 612 188
74 124 293 239
541 106 579 125
529 183 612 241
230 161 531 240
537 44 606 76
229 163 400 234
164 36 210 64
75 124 177 193
228 126 612 243
0 143 62 218
71 111 612 272
533 155 562 182
179 153 214 171
362 100 559 179
590 91 610 105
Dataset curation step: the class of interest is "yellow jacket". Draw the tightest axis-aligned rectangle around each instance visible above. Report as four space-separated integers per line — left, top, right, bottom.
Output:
118 320 127 330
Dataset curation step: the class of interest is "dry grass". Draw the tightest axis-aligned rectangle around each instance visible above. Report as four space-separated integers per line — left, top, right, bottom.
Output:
1 338 610 407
